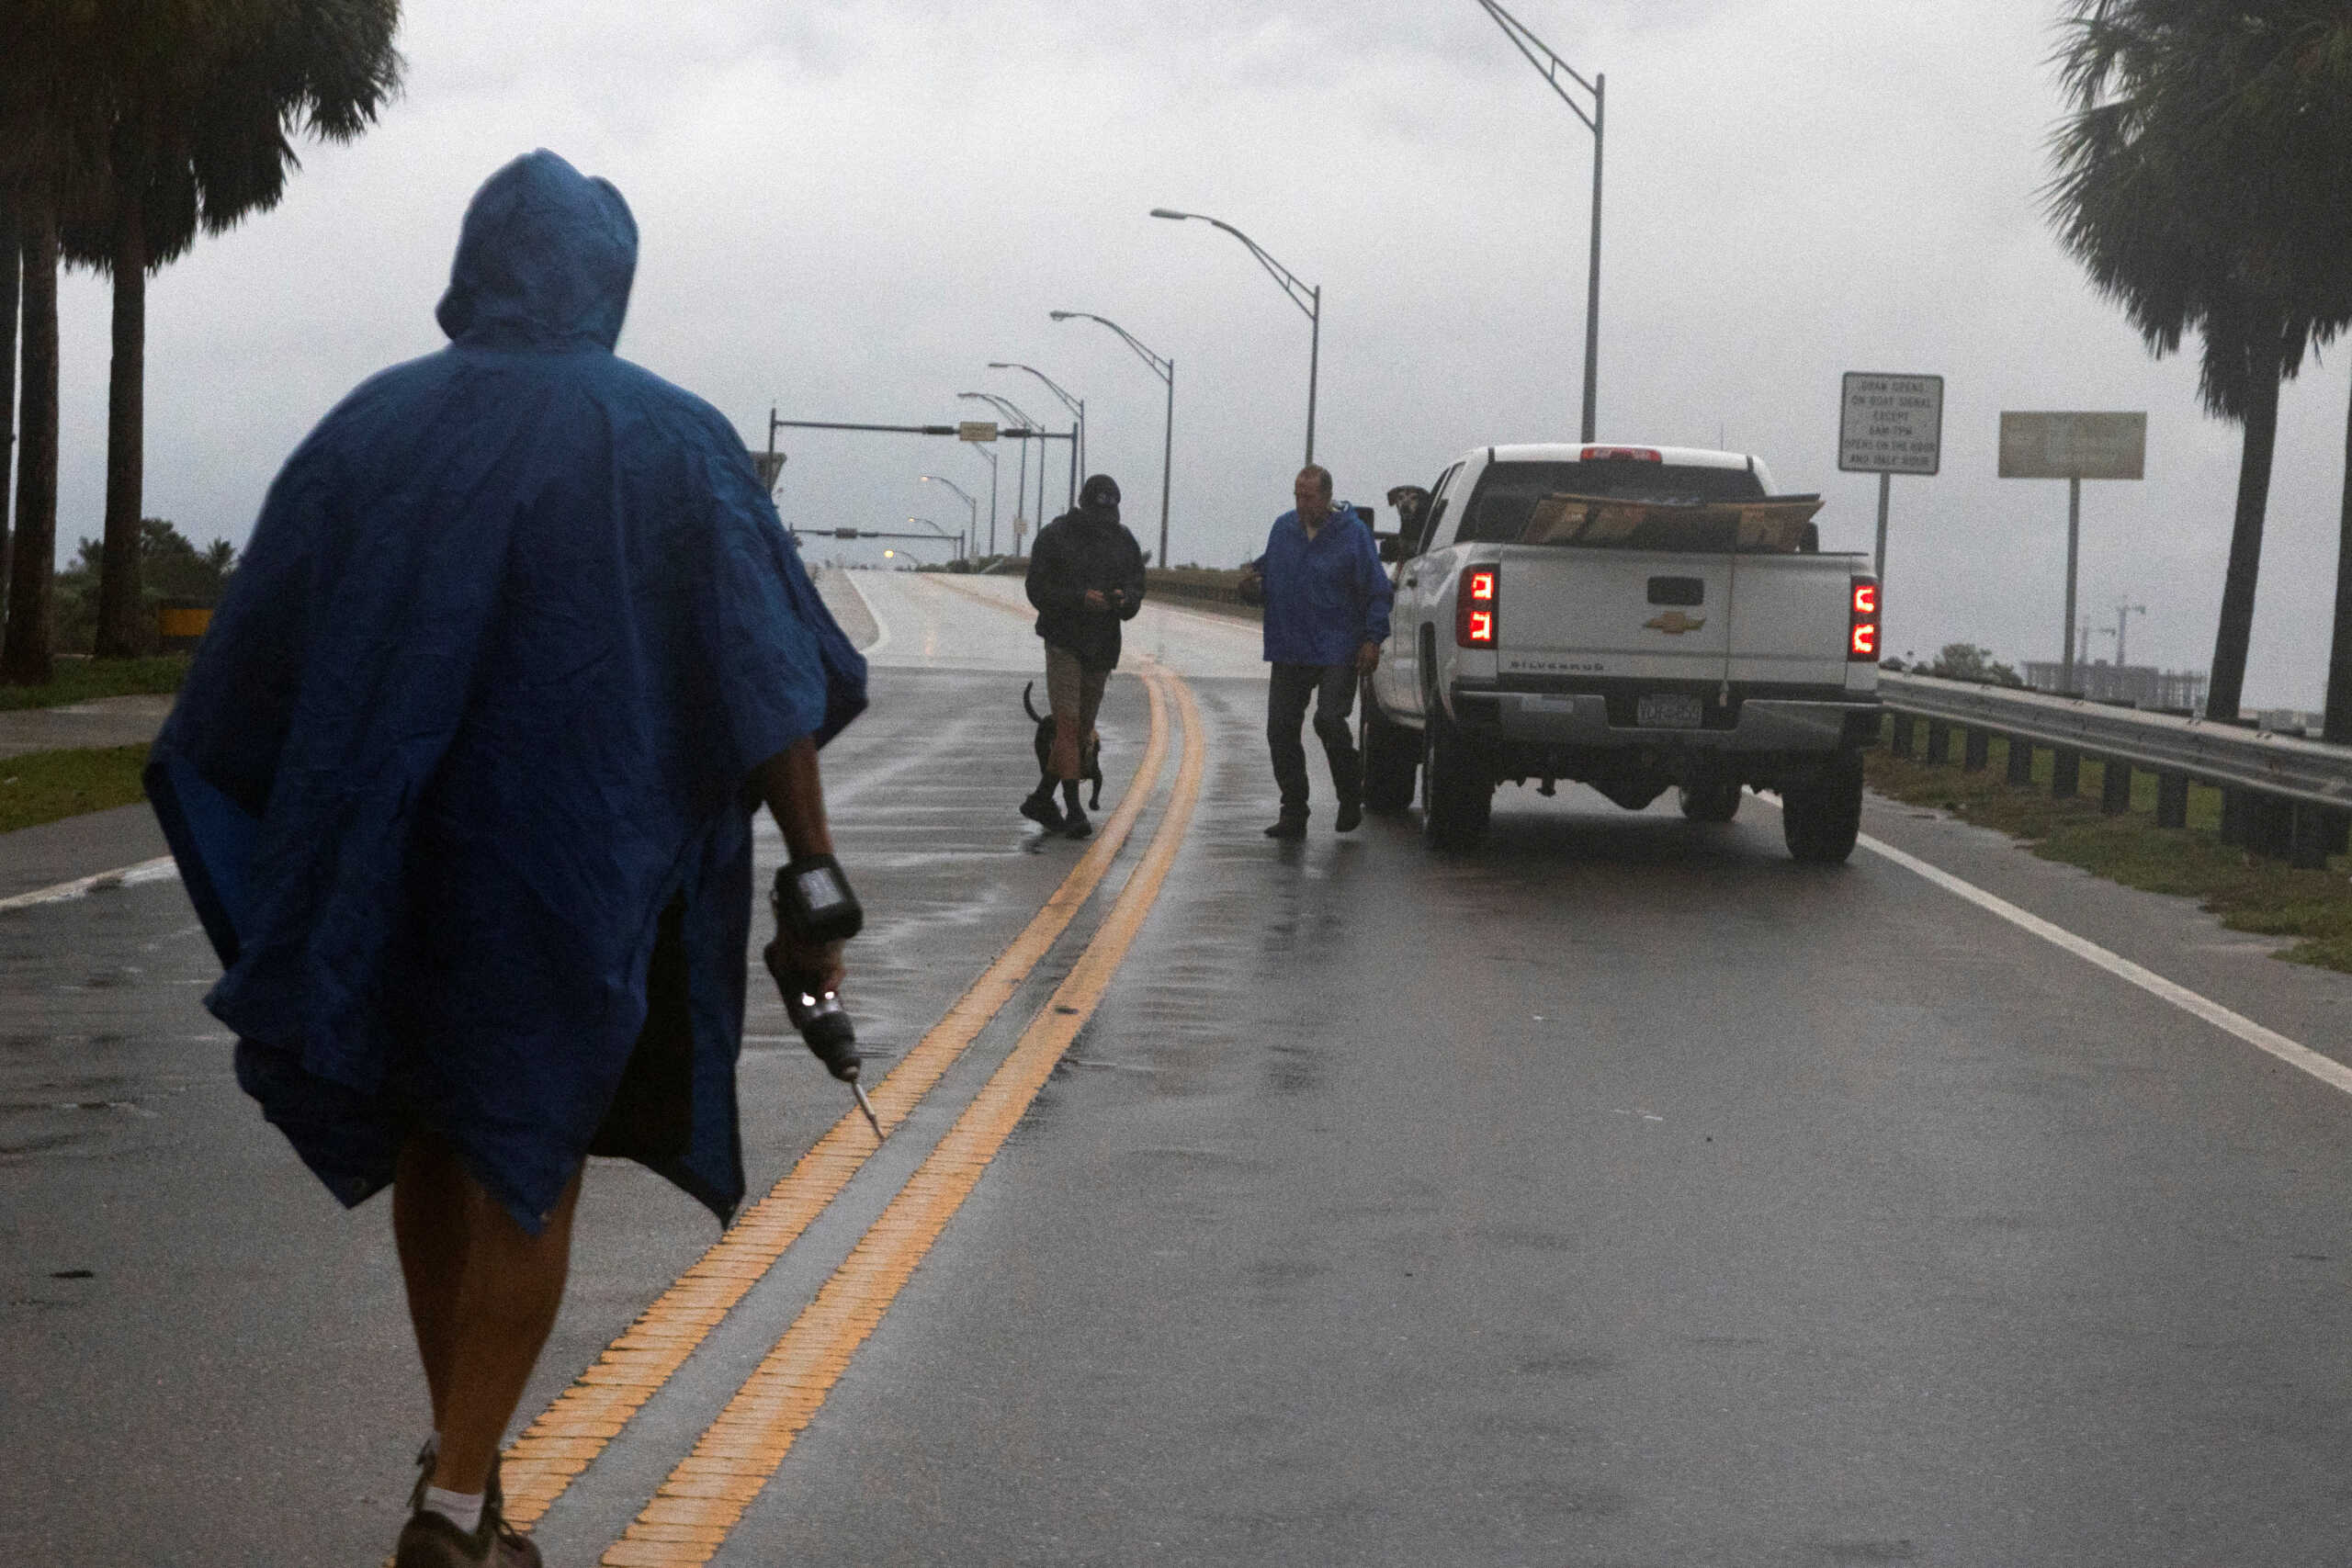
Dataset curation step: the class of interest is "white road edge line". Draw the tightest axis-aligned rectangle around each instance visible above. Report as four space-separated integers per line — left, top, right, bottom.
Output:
0 855 180 912
1752 791 2352 1097
831 568 890 657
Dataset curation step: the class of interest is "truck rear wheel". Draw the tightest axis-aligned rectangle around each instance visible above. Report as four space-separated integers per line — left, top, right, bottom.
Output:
1679 779 1742 823
1422 703 1492 851
1360 681 1419 813
1781 753 1863 864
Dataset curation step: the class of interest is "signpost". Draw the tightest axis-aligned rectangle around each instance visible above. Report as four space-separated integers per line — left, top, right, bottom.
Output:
1838 372 1944 587
956 421 999 443
1997 412 2147 689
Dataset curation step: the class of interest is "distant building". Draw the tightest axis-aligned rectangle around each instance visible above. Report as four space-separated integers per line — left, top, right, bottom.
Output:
2021 660 2208 712
2256 709 2324 736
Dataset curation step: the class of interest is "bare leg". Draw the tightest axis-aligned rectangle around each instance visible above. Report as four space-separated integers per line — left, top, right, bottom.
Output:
392 1134 583 1496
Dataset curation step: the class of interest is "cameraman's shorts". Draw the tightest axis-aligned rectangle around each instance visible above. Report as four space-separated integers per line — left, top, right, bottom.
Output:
1044 643 1109 778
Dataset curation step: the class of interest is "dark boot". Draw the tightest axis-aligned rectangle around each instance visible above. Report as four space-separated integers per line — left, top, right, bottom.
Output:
1020 783 1067 831
1263 807 1308 840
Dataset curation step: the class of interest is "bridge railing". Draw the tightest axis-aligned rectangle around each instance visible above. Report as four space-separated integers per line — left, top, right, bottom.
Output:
1876 672 2352 869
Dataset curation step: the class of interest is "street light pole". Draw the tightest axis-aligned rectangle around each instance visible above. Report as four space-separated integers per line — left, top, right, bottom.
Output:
989 363 1085 487
918 476 979 562
1150 208 1321 464
961 390 1040 551
908 516 964 565
978 391 1041 521
1471 0 1605 443
1051 310 1176 568
965 442 1000 557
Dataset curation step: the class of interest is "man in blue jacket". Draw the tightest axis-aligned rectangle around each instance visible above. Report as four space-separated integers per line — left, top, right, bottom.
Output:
1241 465 1394 840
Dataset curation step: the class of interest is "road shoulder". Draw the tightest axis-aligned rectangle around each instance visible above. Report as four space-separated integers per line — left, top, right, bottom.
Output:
0 803 170 902
1850 788 2352 1074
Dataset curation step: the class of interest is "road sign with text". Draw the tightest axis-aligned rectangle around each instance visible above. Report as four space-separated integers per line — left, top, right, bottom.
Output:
957 421 1000 443
1839 372 1945 476
1997 412 2145 480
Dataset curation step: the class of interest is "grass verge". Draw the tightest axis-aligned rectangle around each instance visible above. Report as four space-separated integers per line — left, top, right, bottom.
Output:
0 655 190 712
1865 732 2352 976
0 745 153 835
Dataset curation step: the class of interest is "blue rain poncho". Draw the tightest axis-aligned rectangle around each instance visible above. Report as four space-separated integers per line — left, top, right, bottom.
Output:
145 151 866 1233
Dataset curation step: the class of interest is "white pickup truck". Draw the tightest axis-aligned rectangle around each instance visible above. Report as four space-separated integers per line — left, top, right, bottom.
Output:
1363 443 1881 861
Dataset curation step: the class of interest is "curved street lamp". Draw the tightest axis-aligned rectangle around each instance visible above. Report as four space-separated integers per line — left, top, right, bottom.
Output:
907 515 967 563
961 390 1046 551
1151 207 1319 463
1472 0 1604 443
918 474 979 558
989 362 1086 478
1051 310 1175 569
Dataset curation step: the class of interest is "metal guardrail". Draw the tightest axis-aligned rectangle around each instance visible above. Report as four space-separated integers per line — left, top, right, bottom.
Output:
1879 673 2352 809
1877 671 2352 866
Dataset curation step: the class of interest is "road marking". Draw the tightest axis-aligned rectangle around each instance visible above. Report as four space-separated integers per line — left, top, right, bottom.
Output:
1757 792 2350 1099
828 569 890 657
499 672 1173 1527
0 856 179 912
923 571 1033 623
1854 829 2352 1096
597 668 1206 1567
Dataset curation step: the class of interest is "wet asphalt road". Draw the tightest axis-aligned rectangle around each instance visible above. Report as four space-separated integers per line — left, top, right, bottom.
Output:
6 570 2352 1565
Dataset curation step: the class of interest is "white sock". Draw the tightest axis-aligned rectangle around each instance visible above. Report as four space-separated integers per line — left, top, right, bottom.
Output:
422 1484 483 1535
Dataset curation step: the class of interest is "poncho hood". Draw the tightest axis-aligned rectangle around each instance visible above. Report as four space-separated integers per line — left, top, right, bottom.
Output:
435 149 637 352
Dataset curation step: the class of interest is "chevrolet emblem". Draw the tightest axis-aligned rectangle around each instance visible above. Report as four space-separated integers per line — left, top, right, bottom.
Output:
1644 611 1707 635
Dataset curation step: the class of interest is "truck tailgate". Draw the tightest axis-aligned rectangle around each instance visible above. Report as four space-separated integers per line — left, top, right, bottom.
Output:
1493 548 1730 682
1491 547 1855 687
1718 555 1855 686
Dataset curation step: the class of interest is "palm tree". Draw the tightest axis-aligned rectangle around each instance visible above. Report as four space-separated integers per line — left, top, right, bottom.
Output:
2 208 62 686
2 213 19 609
62 0 402 658
0 1 108 686
2047 0 2347 723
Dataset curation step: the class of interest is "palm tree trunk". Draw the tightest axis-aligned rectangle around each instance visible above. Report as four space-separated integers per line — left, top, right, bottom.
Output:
0 206 18 614
2205 367 2280 721
2325 368 2352 744
1 197 58 686
94 194 145 658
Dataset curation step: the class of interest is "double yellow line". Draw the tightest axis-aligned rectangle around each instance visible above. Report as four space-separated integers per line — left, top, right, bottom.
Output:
497 652 1205 1565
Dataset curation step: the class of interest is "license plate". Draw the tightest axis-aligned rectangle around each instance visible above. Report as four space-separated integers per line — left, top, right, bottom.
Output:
1635 693 1704 728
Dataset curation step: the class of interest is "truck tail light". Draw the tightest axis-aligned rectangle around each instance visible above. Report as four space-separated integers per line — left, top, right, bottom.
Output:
1457 567 1498 649
1579 446 1662 463
1849 577 1880 662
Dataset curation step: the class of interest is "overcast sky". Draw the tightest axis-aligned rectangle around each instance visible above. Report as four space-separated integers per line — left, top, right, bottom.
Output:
29 0 2352 710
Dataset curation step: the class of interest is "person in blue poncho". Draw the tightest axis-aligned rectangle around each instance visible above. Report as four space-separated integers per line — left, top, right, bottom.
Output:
143 151 866 1568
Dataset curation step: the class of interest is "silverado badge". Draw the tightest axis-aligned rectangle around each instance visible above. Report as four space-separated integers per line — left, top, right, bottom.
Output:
1644 611 1708 635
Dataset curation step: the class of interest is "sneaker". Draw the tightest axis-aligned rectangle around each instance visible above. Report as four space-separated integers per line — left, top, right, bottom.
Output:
1063 805 1093 840
1335 797 1363 832
393 1506 541 1568
1020 792 1068 831
1263 810 1308 840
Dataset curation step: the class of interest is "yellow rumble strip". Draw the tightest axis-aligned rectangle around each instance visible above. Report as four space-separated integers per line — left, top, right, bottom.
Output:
597 668 1206 1566
497 668 1172 1527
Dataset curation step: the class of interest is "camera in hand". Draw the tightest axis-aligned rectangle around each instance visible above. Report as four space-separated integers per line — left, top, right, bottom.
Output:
765 854 865 1084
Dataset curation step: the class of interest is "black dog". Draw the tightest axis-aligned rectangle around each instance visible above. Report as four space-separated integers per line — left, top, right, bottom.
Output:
1023 682 1103 809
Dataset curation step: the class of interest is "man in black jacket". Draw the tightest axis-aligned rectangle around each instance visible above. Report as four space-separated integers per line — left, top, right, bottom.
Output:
1023 474 1148 837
